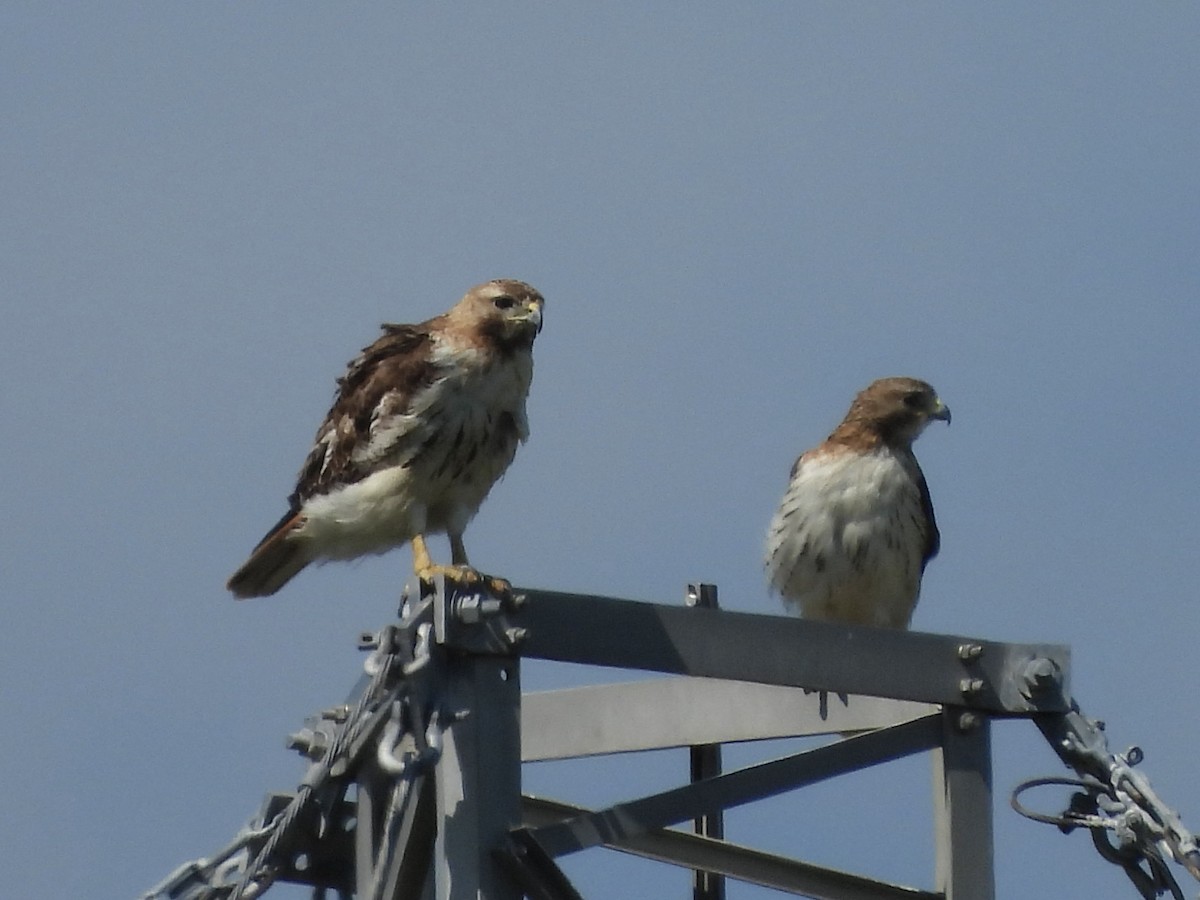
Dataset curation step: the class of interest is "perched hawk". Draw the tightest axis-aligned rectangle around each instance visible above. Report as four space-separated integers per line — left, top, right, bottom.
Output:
227 279 544 599
765 377 950 629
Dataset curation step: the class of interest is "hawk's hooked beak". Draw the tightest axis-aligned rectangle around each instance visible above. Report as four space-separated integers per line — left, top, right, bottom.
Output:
930 398 951 425
521 299 544 334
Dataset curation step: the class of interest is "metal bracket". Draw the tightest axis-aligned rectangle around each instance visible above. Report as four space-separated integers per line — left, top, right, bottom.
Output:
431 574 529 656
1019 693 1200 898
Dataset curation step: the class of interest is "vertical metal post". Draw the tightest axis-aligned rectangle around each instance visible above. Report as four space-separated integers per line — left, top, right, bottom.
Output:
933 708 995 900
356 755 388 889
434 587 523 900
686 583 726 900
355 745 435 899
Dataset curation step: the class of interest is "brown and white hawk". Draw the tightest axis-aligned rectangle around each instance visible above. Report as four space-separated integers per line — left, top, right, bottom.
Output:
227 279 544 598
765 377 950 629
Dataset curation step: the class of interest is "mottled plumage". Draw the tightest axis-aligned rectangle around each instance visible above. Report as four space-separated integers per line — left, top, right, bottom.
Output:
227 279 544 598
765 377 950 628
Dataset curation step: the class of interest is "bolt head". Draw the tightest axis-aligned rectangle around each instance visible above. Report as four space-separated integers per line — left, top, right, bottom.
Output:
456 595 482 623
321 705 350 722
956 712 980 732
959 677 984 697
957 643 984 661
1019 658 1062 700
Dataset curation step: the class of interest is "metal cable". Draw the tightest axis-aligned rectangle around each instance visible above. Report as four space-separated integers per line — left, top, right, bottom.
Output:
229 628 407 899
1013 742 1195 899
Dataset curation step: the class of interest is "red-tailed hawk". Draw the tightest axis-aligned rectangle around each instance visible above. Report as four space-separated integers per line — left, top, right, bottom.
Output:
765 377 950 628
227 279 544 599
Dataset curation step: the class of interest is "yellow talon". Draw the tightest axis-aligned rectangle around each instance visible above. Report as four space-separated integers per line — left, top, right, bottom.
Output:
411 533 511 598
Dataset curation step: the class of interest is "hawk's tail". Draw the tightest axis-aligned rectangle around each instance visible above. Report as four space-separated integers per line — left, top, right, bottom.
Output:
226 512 310 599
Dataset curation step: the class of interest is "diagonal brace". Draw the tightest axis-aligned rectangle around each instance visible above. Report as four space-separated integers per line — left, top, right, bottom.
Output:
528 715 942 857
495 830 587 900
521 796 939 900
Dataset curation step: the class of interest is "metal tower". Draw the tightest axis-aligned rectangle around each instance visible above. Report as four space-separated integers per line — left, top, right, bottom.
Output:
144 578 1200 900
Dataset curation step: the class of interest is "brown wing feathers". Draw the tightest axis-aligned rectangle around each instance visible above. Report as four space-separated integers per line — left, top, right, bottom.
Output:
226 325 434 599
292 325 436 504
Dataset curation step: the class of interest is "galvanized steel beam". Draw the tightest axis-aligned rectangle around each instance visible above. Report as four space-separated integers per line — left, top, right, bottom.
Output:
522 677 939 760
509 588 1069 714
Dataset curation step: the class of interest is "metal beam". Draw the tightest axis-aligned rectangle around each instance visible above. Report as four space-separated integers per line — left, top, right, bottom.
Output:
521 797 940 900
522 678 939 761
688 582 725 900
434 649 523 900
495 831 587 900
511 588 1069 714
690 737 726 900
527 715 943 858
362 772 436 900
932 708 994 900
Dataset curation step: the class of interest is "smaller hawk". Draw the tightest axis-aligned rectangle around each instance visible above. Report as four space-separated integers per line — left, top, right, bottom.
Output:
227 279 544 599
765 377 950 629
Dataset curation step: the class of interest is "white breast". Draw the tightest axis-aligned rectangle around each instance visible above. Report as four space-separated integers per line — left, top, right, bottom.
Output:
414 344 531 526
765 448 928 628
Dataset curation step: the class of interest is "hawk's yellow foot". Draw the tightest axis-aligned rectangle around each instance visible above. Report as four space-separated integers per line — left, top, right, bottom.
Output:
411 535 511 597
416 564 512 598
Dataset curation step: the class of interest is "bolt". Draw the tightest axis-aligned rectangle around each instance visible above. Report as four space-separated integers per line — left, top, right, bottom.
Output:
359 631 380 650
509 593 528 609
959 677 985 698
504 626 528 646
286 728 327 760
956 712 980 733
957 643 983 662
456 595 482 624
455 595 503 624
321 705 350 722
1020 658 1061 700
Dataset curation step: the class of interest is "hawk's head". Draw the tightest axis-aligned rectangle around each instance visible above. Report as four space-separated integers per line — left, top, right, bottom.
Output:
453 279 545 353
846 377 950 447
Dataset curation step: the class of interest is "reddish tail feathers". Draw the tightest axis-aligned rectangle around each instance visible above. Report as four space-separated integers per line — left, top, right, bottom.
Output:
226 513 309 598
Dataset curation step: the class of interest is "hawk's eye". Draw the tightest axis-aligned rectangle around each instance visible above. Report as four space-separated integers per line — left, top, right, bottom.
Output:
492 295 517 310
903 391 925 409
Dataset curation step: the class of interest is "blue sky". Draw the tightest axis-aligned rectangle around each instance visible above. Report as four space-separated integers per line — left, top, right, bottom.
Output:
4 4 1199 898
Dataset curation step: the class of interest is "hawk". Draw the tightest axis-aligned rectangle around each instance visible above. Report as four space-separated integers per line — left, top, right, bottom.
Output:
765 377 950 629
227 279 544 598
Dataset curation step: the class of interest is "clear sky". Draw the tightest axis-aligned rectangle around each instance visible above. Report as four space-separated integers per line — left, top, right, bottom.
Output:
4 4 1199 898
